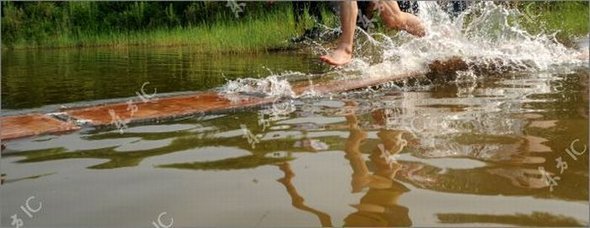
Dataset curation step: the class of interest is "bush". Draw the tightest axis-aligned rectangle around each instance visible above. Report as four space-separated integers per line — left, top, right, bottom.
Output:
1 2 25 46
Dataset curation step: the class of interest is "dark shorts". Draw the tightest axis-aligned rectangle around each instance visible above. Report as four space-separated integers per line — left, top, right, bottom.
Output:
397 1 419 14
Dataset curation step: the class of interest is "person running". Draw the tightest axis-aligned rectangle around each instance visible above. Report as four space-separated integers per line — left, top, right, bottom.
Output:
320 1 426 66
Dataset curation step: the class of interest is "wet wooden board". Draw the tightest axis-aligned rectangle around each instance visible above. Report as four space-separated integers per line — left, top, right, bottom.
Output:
0 114 80 141
292 71 422 95
62 71 424 128
1 64 438 141
65 92 274 126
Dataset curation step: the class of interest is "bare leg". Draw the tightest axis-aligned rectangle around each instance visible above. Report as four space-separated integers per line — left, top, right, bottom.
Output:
320 1 358 66
377 1 425 37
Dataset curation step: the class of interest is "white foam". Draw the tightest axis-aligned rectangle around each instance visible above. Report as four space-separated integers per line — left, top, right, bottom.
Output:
220 74 296 98
220 2 586 100
352 2 586 74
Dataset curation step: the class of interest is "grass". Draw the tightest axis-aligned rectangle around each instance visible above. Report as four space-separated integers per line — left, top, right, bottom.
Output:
519 2 589 45
3 2 587 52
5 7 305 53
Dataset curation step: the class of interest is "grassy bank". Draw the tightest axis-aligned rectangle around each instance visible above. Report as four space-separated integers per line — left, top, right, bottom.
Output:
24 11 301 53
1 2 330 53
1 2 587 52
519 1 589 45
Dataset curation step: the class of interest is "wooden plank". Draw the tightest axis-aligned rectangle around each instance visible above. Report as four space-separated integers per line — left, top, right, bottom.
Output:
65 70 426 128
0 114 79 141
65 92 273 126
292 71 423 95
2 58 465 141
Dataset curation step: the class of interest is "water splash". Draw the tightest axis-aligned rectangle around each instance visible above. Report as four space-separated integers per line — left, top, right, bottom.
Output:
221 2 586 100
220 73 297 98
351 2 585 75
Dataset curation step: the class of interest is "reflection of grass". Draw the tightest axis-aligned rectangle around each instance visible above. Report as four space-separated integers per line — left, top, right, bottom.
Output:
4 116 318 170
3 172 56 184
158 155 292 171
437 211 583 227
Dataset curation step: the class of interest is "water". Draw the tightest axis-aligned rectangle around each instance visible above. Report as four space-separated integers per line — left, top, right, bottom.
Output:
1 48 325 111
2 2 589 227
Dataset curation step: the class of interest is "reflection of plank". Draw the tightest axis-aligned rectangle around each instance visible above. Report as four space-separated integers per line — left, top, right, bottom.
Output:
0 114 79 140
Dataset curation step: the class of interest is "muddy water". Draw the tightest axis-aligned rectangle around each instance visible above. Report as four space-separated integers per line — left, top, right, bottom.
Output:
1 48 326 110
2 2 589 224
1 46 588 226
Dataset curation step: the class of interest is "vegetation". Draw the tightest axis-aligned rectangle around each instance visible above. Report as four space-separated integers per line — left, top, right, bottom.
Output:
1 1 331 52
518 1 589 45
1 1 587 52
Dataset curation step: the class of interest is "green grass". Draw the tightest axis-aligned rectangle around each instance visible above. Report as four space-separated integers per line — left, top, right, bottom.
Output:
3 2 587 51
5 7 304 53
519 2 589 45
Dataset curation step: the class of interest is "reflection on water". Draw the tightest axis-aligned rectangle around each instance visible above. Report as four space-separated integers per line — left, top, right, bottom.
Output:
3 2 588 226
2 66 588 226
1 48 325 110
437 212 583 226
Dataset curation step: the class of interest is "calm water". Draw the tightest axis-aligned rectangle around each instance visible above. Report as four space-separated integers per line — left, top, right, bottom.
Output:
1 47 588 227
1 48 326 110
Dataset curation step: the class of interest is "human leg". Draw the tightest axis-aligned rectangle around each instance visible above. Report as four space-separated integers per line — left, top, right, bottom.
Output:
377 0 425 37
320 1 358 66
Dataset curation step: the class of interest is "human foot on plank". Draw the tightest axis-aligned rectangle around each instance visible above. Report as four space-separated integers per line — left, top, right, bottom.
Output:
320 46 353 66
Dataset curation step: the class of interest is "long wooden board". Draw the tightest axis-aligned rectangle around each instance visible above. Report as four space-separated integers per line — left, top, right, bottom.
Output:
292 70 423 95
65 92 273 126
0 60 451 141
0 114 79 140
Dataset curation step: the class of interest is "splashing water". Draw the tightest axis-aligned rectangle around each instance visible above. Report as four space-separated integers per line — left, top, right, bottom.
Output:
220 73 298 98
359 2 586 74
221 2 586 99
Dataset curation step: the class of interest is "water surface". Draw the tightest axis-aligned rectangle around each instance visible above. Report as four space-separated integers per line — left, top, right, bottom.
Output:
2 2 589 227
2 48 588 226
1 47 325 110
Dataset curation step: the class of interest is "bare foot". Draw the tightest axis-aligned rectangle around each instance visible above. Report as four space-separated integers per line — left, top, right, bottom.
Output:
320 46 353 66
